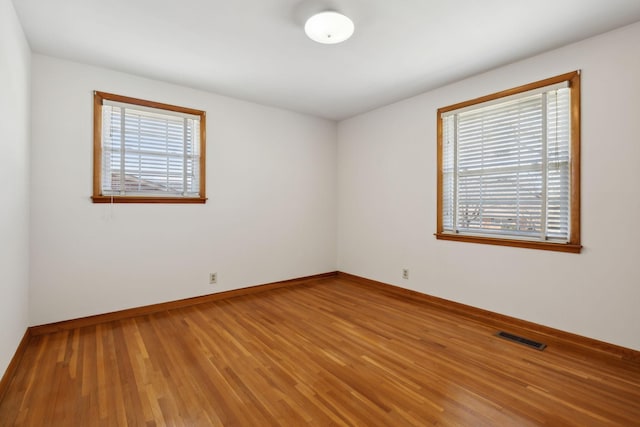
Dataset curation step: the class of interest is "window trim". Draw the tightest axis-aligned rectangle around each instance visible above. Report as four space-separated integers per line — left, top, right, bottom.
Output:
436 71 581 253
92 91 207 204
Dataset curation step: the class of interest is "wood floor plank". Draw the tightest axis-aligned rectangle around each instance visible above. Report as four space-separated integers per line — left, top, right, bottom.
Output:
1 276 639 426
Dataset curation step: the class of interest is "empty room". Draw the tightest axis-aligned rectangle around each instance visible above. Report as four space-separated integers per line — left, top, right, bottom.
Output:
1 0 640 425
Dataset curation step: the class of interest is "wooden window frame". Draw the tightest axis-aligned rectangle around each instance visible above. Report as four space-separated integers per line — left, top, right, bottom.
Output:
436 71 581 253
92 91 207 204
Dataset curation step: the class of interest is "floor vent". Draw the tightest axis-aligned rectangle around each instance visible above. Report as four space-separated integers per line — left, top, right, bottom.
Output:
496 331 546 351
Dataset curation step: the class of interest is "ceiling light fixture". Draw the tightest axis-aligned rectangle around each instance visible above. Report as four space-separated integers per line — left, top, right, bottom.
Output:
304 11 354 44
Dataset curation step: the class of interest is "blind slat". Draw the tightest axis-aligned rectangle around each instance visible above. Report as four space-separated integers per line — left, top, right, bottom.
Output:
442 85 571 242
102 104 201 196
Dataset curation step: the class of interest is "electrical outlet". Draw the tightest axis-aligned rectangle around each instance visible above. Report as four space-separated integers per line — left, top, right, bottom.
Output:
402 269 409 280
209 273 217 285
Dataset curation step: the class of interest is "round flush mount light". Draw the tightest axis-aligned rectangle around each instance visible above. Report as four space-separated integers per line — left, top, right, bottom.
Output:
304 11 354 44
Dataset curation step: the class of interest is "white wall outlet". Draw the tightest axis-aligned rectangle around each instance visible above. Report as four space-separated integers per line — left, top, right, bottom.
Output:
402 269 409 280
209 272 217 284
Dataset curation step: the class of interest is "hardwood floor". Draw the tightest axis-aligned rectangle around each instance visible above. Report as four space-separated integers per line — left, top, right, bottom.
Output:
1 276 639 426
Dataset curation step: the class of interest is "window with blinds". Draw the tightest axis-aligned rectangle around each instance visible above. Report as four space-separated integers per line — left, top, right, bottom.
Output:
93 92 206 203
436 72 581 253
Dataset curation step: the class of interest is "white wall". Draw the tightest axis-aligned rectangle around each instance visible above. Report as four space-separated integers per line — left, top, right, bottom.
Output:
0 0 31 377
29 55 337 325
337 22 640 351
17 11 640 354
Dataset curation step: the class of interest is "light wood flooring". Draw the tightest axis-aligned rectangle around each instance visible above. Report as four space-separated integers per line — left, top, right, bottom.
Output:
1 276 639 426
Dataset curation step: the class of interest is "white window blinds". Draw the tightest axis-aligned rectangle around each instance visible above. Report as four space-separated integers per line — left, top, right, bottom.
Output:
101 100 201 197
441 82 571 242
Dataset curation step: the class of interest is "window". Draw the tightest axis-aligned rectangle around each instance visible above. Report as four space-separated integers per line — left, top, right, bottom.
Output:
436 71 581 253
93 92 206 203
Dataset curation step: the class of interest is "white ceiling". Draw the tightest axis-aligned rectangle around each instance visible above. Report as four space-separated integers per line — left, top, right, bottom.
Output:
12 0 640 120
